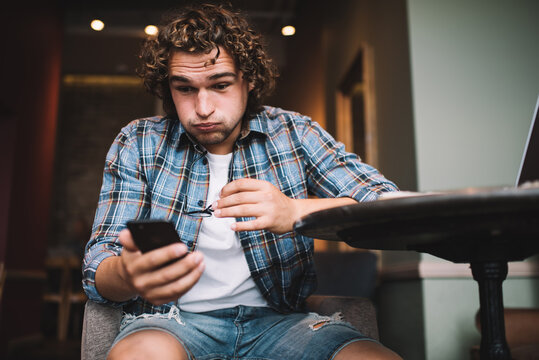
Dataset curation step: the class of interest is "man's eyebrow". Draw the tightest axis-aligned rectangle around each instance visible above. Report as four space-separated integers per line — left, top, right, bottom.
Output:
169 72 238 83
169 75 190 83
208 72 237 80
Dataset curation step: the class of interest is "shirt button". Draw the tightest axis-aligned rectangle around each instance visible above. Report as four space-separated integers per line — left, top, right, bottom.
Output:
202 158 208 165
198 200 204 206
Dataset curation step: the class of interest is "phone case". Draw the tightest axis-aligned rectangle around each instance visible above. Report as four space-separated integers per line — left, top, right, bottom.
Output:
126 220 181 253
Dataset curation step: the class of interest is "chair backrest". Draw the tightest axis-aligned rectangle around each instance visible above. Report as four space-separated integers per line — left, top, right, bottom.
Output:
82 296 379 360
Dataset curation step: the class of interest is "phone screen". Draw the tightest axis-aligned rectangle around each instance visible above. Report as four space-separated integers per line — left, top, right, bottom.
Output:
126 220 181 253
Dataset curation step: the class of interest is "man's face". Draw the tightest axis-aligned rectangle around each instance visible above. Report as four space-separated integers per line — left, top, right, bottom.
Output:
168 48 251 154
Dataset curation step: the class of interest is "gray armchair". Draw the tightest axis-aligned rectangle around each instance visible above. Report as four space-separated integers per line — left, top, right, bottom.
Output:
81 295 379 360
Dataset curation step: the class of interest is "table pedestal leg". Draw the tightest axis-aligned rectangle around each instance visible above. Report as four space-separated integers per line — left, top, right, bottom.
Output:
471 261 511 360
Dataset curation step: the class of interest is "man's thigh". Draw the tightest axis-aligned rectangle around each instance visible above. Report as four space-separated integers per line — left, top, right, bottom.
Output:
334 340 403 360
108 330 188 360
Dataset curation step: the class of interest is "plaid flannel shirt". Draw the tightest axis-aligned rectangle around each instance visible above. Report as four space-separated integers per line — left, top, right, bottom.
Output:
82 106 398 314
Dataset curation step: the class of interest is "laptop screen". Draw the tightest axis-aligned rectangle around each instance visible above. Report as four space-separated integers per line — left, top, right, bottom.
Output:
516 94 539 186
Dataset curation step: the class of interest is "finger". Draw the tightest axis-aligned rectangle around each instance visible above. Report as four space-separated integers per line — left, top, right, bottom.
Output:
134 252 203 289
230 218 268 232
214 203 266 219
119 230 143 276
220 178 268 197
143 261 205 305
132 242 188 273
118 229 139 252
214 191 266 211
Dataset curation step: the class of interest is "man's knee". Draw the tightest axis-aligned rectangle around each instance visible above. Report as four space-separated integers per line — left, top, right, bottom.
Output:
334 340 403 360
107 330 188 360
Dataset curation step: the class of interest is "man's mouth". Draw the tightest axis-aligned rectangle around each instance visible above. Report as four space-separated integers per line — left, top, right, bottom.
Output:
194 123 219 132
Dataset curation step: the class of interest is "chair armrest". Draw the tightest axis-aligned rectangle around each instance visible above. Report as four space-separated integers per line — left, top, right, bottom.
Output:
81 301 123 360
305 295 379 341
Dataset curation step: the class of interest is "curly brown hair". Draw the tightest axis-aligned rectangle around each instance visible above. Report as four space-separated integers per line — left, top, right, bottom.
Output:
138 3 278 119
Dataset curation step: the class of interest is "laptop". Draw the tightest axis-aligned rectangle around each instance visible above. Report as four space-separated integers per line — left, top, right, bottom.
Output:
516 94 539 186
379 93 539 200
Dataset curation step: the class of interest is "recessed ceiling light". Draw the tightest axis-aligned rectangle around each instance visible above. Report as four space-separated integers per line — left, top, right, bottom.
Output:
281 25 295 36
144 25 159 36
90 19 105 32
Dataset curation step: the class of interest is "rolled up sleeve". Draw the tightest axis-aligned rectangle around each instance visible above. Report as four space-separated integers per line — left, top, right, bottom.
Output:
301 118 399 201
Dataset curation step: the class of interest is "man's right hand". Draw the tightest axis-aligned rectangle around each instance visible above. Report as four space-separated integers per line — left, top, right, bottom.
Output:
95 229 205 305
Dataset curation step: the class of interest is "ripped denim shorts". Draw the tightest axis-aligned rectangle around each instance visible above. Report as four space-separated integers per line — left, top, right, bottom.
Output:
111 305 377 360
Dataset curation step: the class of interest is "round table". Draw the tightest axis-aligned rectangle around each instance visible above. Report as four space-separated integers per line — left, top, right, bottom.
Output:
294 187 539 360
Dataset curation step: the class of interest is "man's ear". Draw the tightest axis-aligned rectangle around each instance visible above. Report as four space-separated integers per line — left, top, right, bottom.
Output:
248 82 255 92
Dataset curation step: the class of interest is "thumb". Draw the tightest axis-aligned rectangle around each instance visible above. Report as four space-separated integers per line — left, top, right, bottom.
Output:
118 229 139 252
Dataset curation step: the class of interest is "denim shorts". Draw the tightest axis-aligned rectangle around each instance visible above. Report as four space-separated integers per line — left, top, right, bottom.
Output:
111 305 377 360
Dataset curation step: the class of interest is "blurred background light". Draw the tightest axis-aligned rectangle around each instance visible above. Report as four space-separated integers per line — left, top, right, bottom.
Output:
281 25 295 36
144 25 158 36
90 19 105 31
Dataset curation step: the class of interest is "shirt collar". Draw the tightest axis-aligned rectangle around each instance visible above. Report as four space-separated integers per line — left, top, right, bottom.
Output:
240 109 268 139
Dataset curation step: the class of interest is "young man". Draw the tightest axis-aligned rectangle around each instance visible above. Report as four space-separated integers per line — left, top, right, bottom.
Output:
83 4 401 359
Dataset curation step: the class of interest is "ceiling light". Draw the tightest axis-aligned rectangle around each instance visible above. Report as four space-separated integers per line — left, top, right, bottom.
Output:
90 19 105 32
144 25 159 36
281 25 295 36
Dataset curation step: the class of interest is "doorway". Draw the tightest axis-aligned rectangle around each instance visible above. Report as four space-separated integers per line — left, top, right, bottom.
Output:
335 45 378 167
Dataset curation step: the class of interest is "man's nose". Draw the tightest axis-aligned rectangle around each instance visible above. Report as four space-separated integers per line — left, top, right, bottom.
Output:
195 90 215 118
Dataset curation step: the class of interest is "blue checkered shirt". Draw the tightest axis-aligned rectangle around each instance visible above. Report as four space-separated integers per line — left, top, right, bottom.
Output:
83 106 398 314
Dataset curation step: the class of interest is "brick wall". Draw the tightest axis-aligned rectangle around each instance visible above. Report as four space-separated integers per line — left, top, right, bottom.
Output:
49 76 157 254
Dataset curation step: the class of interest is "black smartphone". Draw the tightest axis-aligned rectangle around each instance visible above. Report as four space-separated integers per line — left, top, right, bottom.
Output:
126 219 181 253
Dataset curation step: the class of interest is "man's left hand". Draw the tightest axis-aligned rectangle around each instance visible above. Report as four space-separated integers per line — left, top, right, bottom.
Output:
212 178 298 234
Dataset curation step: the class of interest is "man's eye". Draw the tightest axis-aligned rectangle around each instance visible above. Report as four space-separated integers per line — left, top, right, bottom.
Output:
176 86 193 93
213 83 230 90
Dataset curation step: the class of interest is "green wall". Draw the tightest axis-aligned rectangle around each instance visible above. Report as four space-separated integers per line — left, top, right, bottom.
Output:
423 277 539 359
403 0 539 358
407 0 539 191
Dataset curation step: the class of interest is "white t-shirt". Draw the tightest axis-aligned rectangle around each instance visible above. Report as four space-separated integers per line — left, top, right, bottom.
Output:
178 152 268 312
